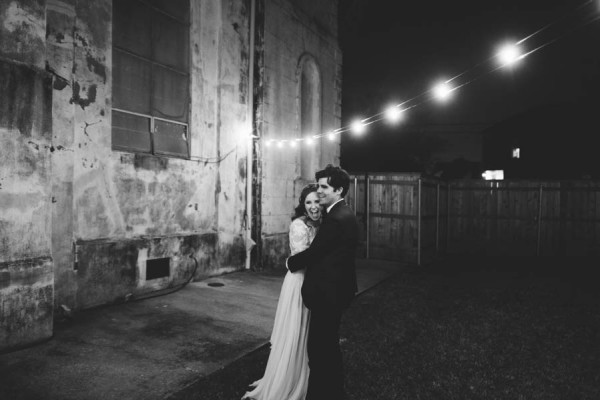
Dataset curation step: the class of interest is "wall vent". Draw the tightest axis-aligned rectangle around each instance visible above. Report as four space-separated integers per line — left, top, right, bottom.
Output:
146 258 170 280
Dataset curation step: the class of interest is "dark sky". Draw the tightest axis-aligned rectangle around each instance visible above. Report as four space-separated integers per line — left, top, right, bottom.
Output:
338 0 600 171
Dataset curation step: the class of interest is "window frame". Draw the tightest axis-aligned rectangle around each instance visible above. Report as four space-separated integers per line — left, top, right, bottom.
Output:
111 0 191 159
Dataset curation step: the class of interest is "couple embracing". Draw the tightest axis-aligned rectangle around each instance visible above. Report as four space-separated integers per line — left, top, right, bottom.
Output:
243 164 359 400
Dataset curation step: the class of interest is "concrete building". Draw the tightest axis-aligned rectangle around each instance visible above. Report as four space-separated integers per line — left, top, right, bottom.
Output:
0 0 342 352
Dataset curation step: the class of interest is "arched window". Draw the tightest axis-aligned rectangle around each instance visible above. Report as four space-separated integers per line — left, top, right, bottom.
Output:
298 54 322 181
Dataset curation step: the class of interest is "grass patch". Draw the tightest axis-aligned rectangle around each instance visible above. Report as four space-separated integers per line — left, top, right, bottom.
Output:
169 256 600 400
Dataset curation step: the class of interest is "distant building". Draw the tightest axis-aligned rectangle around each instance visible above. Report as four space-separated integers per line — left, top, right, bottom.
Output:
482 102 600 179
0 0 341 352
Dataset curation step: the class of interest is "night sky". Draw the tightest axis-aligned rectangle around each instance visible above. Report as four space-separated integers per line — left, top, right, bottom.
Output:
339 0 600 173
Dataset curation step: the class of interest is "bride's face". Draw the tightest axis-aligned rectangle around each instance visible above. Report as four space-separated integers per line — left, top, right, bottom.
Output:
304 192 321 221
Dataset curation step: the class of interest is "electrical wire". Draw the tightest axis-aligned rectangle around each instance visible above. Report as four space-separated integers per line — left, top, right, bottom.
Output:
265 0 598 146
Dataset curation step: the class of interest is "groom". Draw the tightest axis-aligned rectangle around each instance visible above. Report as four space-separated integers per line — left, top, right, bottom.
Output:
287 164 358 400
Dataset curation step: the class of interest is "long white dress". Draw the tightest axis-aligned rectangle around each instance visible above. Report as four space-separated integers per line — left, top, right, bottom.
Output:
242 217 316 400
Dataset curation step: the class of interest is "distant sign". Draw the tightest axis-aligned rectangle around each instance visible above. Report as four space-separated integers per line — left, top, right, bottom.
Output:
482 170 504 180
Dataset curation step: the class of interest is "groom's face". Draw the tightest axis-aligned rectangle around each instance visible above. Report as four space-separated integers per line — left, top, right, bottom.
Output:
317 177 342 208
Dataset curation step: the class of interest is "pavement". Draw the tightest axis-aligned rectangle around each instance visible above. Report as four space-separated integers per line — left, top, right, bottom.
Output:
0 258 402 400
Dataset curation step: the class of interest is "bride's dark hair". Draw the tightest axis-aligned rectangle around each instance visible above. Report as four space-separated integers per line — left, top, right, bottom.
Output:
292 184 319 220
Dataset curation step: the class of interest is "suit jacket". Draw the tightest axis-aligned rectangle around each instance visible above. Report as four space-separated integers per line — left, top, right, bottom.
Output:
288 200 359 311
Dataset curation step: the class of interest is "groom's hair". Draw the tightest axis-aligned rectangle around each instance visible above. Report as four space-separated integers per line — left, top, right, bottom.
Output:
315 164 350 198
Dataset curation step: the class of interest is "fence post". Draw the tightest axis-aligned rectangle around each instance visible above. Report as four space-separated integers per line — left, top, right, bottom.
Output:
491 181 499 254
436 183 440 253
353 177 358 213
417 178 422 266
365 174 370 259
536 184 543 256
446 183 451 253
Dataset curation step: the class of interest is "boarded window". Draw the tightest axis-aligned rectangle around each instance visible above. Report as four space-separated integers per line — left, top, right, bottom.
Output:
112 0 190 158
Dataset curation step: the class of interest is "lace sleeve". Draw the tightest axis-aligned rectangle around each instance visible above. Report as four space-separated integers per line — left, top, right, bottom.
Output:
289 218 310 256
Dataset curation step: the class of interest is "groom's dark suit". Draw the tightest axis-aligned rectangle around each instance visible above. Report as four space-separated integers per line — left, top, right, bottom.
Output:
288 199 358 400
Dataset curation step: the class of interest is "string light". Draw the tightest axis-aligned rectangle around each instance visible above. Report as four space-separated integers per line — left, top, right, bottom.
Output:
350 119 367 135
497 42 524 66
260 0 595 150
384 105 405 123
432 81 454 102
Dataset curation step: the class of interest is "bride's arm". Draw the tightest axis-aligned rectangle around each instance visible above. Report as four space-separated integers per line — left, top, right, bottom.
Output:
289 218 310 257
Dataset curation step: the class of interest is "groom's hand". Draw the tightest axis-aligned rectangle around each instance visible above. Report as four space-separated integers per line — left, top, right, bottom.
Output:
287 253 305 273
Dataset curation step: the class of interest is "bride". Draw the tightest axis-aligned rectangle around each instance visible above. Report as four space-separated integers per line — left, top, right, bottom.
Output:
242 183 321 400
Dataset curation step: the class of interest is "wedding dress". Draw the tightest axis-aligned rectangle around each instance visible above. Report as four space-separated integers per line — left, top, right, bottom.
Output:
242 217 316 400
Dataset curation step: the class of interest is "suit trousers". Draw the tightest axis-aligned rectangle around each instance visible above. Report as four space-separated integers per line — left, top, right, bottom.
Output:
306 306 346 400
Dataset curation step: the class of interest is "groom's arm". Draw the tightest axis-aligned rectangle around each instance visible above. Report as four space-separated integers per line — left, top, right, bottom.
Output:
287 217 342 272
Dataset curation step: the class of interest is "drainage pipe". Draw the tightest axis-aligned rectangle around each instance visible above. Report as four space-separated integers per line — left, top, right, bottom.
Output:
245 0 256 269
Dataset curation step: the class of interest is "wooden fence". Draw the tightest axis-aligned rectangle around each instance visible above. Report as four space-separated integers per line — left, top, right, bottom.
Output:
347 173 600 264
447 180 600 258
346 173 448 264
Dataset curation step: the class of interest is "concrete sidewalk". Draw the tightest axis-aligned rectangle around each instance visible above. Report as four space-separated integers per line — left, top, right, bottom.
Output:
0 259 402 400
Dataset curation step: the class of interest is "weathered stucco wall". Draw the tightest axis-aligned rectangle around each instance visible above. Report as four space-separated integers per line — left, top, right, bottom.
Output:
260 0 342 268
56 0 250 310
0 0 341 351
46 0 77 317
1 0 256 350
0 0 54 352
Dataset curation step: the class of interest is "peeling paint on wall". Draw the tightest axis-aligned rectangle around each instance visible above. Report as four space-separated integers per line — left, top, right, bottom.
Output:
2 1 44 35
0 60 52 137
0 0 46 67
0 60 53 263
0 256 54 352
71 1 110 49
73 233 223 309
69 81 97 109
85 53 106 83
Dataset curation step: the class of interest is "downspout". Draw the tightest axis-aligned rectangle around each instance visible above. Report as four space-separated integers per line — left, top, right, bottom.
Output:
245 0 257 269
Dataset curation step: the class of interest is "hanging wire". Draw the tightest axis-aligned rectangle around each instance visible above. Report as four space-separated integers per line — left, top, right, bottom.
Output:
264 0 597 147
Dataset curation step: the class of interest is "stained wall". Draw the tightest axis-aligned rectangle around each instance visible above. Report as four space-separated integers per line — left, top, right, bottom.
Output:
259 0 342 268
0 0 254 351
0 0 342 352
0 0 54 352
